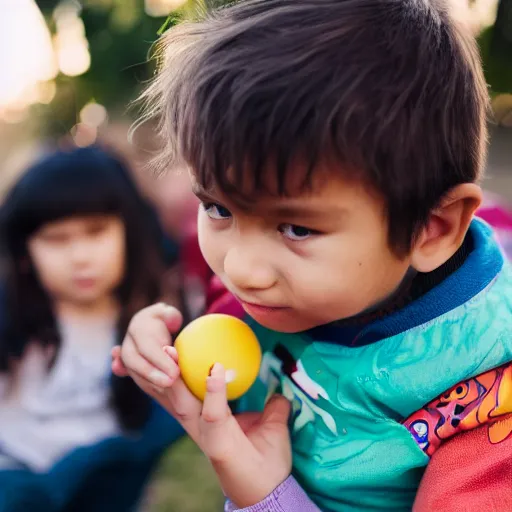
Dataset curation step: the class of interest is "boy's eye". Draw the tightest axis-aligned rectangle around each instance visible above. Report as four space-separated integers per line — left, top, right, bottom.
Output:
279 224 315 241
203 202 232 220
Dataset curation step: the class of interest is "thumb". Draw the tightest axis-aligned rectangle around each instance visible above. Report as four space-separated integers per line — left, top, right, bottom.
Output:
200 363 248 462
261 395 291 426
201 363 231 425
235 411 262 433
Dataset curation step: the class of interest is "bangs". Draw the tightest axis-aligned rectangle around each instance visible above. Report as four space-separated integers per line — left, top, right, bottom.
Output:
139 0 488 251
188 102 329 198
1 147 132 243
184 59 331 197
139 4 364 199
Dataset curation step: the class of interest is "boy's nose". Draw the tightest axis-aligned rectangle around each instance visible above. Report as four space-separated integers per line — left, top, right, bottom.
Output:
223 246 277 291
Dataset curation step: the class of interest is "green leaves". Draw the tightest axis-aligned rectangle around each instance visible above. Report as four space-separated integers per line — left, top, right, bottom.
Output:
157 12 182 35
479 0 512 95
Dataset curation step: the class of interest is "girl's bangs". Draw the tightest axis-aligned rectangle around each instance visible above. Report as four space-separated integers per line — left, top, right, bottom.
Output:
2 147 133 242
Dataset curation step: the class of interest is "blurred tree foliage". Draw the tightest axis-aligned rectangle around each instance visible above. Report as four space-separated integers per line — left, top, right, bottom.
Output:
36 0 511 137
479 0 512 95
36 0 170 136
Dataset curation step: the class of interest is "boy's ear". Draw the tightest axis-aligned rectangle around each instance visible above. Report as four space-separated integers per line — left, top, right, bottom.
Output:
410 184 482 273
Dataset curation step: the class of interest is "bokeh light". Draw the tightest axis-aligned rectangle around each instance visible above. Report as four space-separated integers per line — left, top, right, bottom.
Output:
0 0 57 113
54 1 91 77
80 102 109 128
145 0 188 17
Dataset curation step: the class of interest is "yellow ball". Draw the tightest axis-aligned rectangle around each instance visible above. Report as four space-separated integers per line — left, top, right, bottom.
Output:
174 314 262 401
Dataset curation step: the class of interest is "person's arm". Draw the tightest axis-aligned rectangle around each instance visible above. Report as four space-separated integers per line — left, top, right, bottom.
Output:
413 414 512 511
405 362 512 512
224 476 321 512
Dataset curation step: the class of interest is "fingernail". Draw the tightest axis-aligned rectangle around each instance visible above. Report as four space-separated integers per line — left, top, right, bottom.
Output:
163 346 178 358
149 369 173 387
225 369 237 383
163 305 175 317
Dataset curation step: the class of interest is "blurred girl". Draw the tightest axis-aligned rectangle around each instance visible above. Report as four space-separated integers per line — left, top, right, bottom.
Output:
0 146 182 510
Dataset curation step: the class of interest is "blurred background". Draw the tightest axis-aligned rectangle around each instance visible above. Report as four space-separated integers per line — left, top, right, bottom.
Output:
0 0 510 511
1 0 511 198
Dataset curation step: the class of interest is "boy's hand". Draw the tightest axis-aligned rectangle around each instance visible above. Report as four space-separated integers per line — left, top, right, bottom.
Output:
199 363 292 508
111 302 182 388
111 304 292 508
111 303 203 437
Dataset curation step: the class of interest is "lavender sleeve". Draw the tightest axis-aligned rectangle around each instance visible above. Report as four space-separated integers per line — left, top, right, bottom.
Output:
224 476 321 512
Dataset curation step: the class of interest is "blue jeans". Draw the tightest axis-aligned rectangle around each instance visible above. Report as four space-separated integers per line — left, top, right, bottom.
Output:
0 402 184 512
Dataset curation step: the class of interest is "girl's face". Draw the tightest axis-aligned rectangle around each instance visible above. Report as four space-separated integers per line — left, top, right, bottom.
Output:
28 215 126 310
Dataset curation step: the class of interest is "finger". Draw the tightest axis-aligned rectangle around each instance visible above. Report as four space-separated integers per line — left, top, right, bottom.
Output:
201 363 231 424
261 395 291 425
165 376 203 439
131 374 166 398
111 356 129 377
111 346 129 376
133 371 203 441
122 340 177 388
199 363 248 463
124 326 176 378
161 345 203 428
147 302 183 332
161 307 183 333
163 345 179 363
235 412 262 433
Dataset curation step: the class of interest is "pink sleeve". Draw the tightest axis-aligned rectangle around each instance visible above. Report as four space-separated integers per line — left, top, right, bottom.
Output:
224 477 321 512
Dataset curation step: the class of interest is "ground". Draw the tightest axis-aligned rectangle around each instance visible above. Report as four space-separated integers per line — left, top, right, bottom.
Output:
146 437 224 512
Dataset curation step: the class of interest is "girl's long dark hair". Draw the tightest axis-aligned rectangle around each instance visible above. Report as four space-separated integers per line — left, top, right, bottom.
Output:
0 145 167 431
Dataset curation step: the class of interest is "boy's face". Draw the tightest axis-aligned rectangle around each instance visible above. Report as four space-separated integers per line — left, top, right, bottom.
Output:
193 167 412 333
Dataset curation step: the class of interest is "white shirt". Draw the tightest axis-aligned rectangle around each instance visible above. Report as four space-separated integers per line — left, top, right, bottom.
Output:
0 317 121 472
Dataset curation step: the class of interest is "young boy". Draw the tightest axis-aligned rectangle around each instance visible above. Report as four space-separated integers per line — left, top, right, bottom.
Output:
113 0 512 510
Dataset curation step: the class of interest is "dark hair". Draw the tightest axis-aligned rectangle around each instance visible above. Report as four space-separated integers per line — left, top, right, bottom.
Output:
139 0 489 253
0 145 165 430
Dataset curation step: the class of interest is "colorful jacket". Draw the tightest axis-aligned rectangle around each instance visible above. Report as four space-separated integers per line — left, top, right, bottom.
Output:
223 362 512 512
